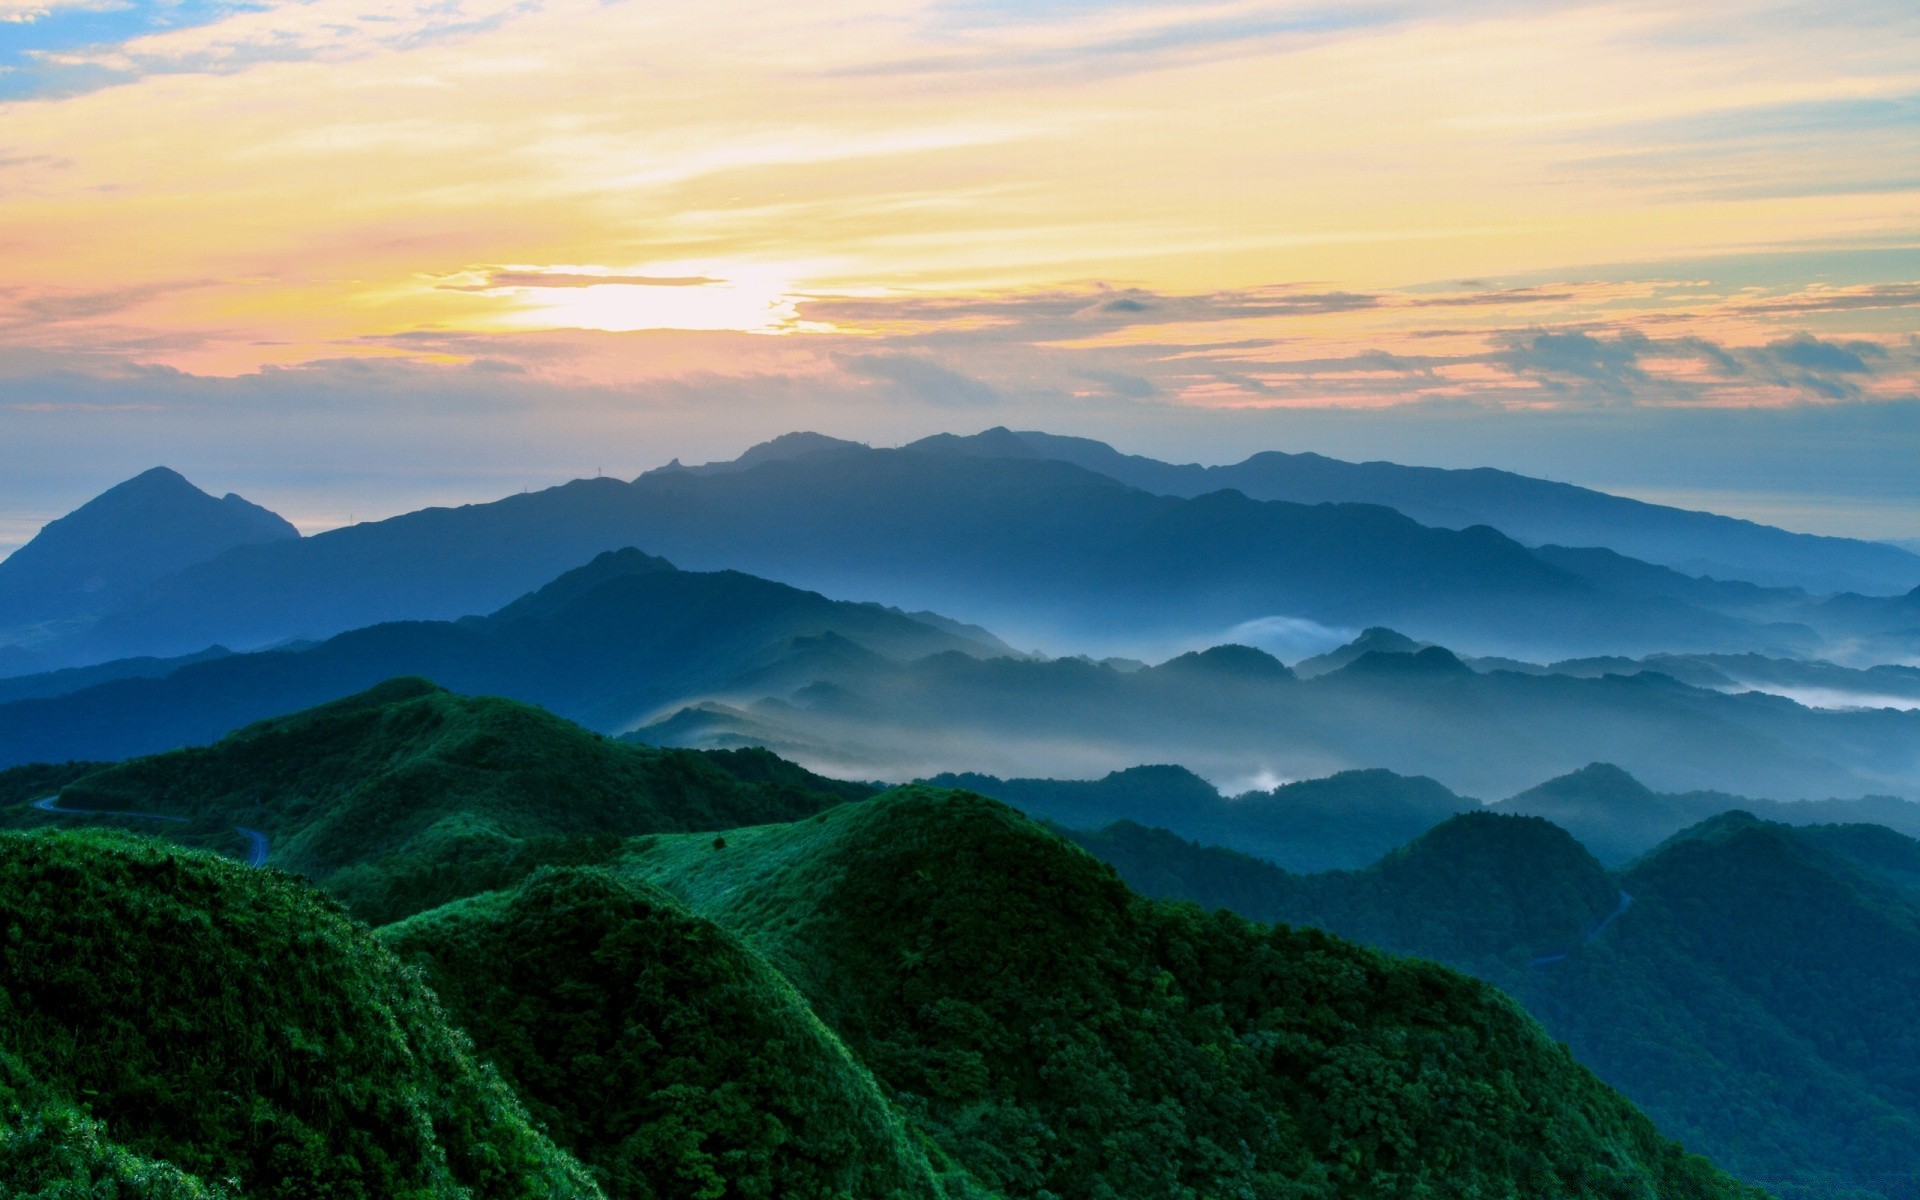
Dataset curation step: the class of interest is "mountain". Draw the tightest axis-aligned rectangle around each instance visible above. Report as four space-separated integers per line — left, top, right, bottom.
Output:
635 633 1920 800
0 828 598 1197
26 443 1800 669
905 427 1920 595
8 678 877 924
0 645 233 705
617 786 1758 1198
1065 808 1920 1197
0 548 1006 769
0 467 296 639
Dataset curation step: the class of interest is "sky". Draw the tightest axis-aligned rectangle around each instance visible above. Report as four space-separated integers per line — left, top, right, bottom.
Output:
1 0 1917 550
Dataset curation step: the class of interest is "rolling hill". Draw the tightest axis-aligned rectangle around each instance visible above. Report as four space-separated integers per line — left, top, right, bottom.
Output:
0 686 1766 1198
4 677 878 924
1066 808 1920 1197
0 827 599 1197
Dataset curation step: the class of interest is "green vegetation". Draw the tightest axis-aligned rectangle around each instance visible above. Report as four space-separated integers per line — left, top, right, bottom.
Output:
384 868 946 1200
1070 806 1920 1198
619 787 1759 1200
0 828 599 1198
7 678 873 923
0 684 1775 1197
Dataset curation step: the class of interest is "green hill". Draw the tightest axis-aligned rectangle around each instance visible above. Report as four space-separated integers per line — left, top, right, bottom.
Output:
617 787 1758 1199
383 867 950 1200
7 678 875 924
0 828 599 1198
1067 808 1920 1197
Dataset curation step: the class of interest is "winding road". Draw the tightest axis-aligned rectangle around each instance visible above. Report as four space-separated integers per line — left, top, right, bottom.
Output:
29 795 270 868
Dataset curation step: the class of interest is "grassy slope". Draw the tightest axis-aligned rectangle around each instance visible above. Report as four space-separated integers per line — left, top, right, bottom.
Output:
0 828 600 1199
6 678 874 924
383 867 955 1200
617 787 1760 1200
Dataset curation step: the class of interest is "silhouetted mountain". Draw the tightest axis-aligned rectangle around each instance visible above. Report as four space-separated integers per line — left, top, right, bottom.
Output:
908 427 1920 594
0 467 296 639
29 444 1787 668
637 635 1920 800
1066 808 1920 1197
0 548 1002 769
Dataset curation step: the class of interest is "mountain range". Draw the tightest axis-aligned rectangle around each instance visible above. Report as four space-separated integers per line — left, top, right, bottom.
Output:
638 632 1920 800
0 548 1005 770
897 427 1920 594
6 547 1915 801
937 758 1920 869
8 435 1918 673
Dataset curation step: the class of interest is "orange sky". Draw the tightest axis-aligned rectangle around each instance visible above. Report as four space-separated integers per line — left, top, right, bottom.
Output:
1 0 1917 537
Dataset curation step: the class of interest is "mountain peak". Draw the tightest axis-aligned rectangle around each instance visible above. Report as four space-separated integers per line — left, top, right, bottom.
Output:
0 468 298 634
484 547 678 623
906 427 1038 458
1334 645 1473 679
1152 643 1295 681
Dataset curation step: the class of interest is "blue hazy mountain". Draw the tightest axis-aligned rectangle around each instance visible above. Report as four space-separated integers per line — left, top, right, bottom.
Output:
636 636 1920 802
907 427 1920 594
937 758 1920 870
1066 808 1920 1197
8 441 1813 669
0 548 1006 769
925 764 1477 872
0 467 296 643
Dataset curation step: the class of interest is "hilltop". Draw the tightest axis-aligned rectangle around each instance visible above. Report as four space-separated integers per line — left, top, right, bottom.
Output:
614 786 1759 1199
0 828 598 1197
7 678 876 923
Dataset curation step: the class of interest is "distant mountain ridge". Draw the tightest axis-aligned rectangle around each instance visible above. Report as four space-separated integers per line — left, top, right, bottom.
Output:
637 630 1920 800
899 427 1920 595
0 548 1005 769
940 758 1920 870
11 444 1825 670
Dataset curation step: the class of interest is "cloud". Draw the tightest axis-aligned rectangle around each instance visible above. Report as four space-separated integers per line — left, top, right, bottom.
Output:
837 352 1000 407
455 271 724 291
1765 333 1881 374
1494 330 1653 397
